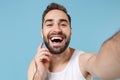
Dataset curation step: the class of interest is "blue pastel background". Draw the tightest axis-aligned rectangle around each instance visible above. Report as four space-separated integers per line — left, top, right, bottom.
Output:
0 0 120 80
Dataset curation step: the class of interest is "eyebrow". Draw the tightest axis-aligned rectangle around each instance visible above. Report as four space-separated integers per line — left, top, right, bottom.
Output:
59 19 68 23
44 19 68 23
44 19 53 23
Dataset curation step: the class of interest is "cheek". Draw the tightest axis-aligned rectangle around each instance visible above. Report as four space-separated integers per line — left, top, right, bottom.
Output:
63 28 71 36
42 33 47 40
43 29 50 36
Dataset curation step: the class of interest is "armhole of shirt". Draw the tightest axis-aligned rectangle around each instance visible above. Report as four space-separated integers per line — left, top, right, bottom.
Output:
70 50 86 80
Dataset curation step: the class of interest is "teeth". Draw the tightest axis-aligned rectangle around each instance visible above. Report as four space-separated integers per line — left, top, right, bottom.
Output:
51 37 62 40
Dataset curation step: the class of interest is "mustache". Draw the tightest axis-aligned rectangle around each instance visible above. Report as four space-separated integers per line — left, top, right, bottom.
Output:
47 31 66 38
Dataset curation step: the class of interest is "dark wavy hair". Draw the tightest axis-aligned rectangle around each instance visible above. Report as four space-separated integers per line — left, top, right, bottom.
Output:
42 3 71 28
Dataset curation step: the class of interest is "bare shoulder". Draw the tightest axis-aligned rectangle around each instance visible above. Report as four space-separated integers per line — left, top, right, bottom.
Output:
80 52 96 60
79 52 97 79
79 52 96 63
28 59 36 80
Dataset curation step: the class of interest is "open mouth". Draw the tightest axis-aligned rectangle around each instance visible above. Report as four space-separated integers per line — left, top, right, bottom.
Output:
48 34 66 47
50 36 63 43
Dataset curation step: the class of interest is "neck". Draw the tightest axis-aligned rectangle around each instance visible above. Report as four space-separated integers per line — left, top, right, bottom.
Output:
49 47 74 72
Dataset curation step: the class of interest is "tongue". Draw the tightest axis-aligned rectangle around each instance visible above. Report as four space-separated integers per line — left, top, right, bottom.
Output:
52 42 62 46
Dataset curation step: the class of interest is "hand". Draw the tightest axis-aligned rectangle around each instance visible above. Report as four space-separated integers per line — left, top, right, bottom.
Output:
33 42 52 80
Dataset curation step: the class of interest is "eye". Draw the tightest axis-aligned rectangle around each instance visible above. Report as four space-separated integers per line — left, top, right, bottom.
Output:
45 23 53 28
46 24 53 26
60 22 68 27
61 23 67 26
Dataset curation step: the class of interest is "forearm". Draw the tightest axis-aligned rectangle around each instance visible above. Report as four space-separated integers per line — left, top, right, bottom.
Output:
33 70 44 80
32 61 47 80
28 60 46 80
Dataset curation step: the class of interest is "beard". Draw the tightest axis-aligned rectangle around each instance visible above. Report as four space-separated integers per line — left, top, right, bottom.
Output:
43 31 71 54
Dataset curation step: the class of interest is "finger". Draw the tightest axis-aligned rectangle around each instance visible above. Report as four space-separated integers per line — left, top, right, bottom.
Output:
36 51 52 58
38 42 44 50
40 56 50 62
35 53 51 63
38 48 49 53
37 48 50 55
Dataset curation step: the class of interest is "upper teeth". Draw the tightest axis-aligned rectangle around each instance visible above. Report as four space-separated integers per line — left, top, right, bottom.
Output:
51 37 62 40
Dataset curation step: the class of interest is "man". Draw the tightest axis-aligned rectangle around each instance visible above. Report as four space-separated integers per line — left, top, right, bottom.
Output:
28 3 120 80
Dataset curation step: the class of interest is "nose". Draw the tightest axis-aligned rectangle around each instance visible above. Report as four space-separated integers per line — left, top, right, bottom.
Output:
53 24 62 32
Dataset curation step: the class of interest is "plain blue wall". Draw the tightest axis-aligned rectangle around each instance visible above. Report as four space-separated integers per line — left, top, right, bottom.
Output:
0 0 120 80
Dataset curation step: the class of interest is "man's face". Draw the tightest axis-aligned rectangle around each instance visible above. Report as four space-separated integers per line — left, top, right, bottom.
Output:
42 10 71 54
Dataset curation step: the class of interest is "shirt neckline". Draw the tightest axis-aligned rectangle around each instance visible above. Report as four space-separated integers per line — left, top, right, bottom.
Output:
47 49 77 76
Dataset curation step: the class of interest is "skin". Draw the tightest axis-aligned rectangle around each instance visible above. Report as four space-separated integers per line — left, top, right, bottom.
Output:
28 10 120 80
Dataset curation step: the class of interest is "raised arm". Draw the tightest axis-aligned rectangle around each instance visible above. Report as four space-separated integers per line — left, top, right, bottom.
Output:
28 42 52 80
87 31 120 79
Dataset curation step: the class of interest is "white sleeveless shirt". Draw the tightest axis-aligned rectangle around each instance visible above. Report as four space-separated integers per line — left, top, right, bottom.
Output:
45 50 86 80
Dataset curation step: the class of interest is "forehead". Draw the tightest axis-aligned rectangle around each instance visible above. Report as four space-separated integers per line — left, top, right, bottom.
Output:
44 10 69 22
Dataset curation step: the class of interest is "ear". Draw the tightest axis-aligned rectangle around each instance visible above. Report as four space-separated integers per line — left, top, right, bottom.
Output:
40 28 43 38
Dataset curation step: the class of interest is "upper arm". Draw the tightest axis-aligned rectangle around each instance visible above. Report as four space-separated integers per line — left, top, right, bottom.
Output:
86 31 120 79
28 60 36 80
86 41 120 79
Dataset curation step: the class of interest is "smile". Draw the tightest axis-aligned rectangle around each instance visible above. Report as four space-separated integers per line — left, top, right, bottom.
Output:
49 35 65 46
51 36 63 42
